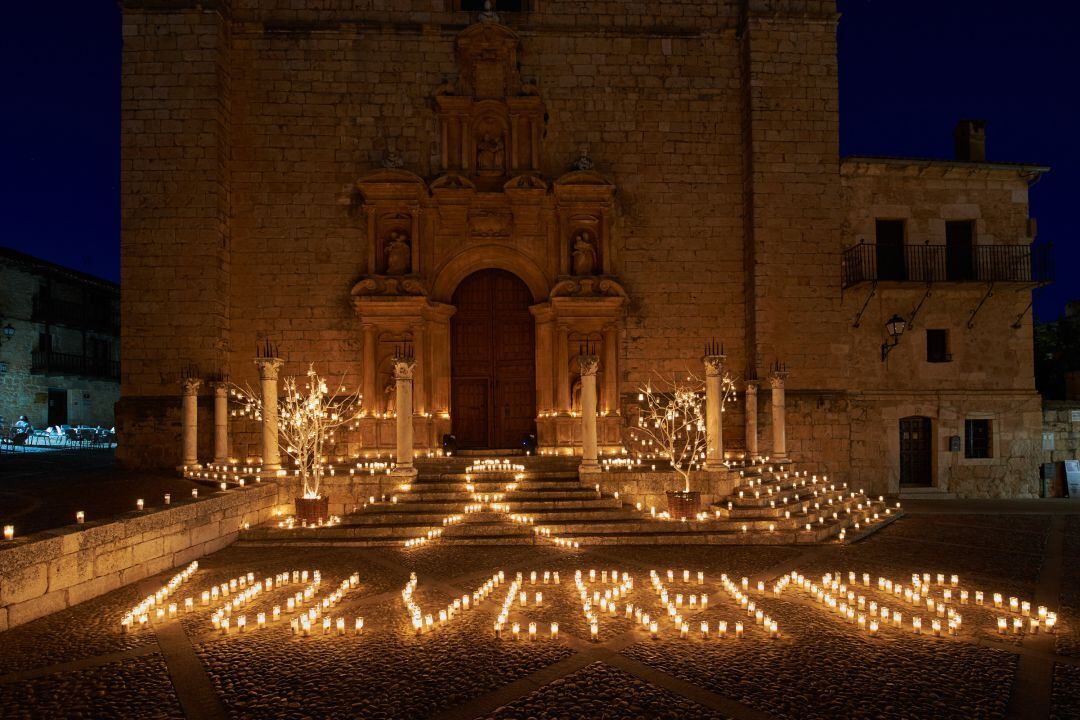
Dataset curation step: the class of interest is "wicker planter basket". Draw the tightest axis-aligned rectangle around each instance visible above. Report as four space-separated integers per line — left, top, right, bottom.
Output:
294 496 330 524
666 490 701 520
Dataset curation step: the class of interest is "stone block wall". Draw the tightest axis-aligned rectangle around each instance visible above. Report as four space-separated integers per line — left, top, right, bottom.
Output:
595 469 736 514
0 483 279 632
1042 403 1080 464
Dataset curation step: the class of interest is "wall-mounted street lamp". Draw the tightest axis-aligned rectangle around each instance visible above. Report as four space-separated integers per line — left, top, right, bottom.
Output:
0 320 14 345
880 314 906 362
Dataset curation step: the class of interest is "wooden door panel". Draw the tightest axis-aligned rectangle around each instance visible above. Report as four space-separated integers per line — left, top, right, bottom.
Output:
451 269 536 448
453 378 490 448
899 416 932 486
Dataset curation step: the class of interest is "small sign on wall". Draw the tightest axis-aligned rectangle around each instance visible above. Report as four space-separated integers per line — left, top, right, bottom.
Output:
1071 410 1080 423
1043 432 1055 451
1066 460 1080 498
948 435 961 452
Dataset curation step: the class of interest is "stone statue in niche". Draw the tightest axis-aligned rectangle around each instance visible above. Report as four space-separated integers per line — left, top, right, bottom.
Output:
383 377 396 414
476 131 505 174
571 378 582 414
571 231 598 276
383 231 411 276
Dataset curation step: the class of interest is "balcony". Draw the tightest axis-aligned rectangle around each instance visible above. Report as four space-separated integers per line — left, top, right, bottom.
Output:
31 295 119 335
841 242 1053 289
31 350 120 380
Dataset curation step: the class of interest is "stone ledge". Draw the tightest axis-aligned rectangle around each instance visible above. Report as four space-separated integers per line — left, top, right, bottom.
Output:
0 483 280 632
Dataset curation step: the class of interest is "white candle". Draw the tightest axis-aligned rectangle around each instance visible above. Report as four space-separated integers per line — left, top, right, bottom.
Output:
591 622 599 641
551 622 559 639
997 617 1007 634
136 499 144 511
735 622 744 639
164 493 171 505
76 511 85 524
529 622 537 640
650 621 658 638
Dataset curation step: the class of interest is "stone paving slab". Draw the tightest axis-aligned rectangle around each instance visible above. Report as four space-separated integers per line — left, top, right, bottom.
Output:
481 661 734 720
0 653 183 720
0 511 1077 719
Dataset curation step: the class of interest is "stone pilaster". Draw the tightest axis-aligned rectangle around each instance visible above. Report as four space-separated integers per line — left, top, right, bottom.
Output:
744 379 759 459
578 354 600 473
391 357 417 478
210 380 230 465
769 369 790 461
255 357 283 472
703 353 726 471
180 378 201 469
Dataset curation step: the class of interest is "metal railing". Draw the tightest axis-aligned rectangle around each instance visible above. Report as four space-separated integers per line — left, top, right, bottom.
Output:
842 243 1052 289
31 350 120 380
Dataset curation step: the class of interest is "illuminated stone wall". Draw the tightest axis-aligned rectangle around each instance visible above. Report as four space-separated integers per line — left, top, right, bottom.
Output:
117 1 1050 496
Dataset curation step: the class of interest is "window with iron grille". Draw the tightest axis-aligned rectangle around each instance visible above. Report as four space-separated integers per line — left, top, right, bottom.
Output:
964 419 992 459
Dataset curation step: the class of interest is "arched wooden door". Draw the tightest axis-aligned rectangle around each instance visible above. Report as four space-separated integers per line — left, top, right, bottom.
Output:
451 269 536 449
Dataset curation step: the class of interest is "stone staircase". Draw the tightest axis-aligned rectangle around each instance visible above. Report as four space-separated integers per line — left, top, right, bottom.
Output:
237 455 901 547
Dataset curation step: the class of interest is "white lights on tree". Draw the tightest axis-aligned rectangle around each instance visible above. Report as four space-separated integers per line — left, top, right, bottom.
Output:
626 371 727 492
232 365 364 499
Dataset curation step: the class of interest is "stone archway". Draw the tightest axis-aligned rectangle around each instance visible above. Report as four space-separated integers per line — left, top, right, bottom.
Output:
450 269 536 449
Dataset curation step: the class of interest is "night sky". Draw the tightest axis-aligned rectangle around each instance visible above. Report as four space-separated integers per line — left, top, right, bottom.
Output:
1 1 1075 319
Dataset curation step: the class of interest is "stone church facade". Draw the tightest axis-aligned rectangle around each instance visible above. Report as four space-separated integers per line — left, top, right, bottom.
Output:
118 0 1049 498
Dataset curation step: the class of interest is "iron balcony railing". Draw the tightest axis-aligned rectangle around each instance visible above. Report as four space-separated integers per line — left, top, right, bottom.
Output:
31 295 119 335
31 350 120 380
841 242 1052 289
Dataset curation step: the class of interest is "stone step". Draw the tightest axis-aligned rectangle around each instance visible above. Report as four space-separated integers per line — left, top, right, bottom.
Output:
418 470 580 482
408 489 604 502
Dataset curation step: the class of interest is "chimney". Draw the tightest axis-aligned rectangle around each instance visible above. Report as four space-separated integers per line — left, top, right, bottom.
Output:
954 119 987 162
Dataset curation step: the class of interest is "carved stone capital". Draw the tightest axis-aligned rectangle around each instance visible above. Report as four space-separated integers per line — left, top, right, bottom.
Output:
350 275 429 298
769 372 789 389
703 354 726 377
181 377 202 396
208 380 229 394
254 357 283 380
393 359 417 381
744 379 759 393
577 354 600 376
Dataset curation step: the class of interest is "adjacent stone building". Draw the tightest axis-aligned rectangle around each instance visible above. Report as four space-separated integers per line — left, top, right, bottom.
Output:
0 249 121 430
118 0 1052 497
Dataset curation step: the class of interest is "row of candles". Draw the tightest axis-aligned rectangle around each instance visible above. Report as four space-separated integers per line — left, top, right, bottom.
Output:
289 574 361 636
405 571 500 635
466 459 525 474
120 561 199 630
209 570 326 630
275 514 342 530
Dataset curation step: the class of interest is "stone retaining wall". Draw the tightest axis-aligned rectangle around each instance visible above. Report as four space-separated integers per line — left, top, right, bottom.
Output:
0 483 279 632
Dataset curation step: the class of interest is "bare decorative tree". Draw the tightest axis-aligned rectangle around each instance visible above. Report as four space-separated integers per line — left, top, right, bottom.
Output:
232 365 364 499
626 370 737 492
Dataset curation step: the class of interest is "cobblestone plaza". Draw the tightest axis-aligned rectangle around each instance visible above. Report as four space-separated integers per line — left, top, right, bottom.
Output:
1 508 1078 720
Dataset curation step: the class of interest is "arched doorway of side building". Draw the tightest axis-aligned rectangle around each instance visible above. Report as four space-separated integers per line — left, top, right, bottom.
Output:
450 269 536 449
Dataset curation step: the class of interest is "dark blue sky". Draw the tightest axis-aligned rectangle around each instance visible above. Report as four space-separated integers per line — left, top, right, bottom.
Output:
1 1 1075 319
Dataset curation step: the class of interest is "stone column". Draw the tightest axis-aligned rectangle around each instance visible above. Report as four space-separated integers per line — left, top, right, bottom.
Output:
578 353 600 472
210 380 229 465
744 379 759 459
255 357 284 472
391 355 417 478
703 353 726 471
180 378 201 469
769 368 789 461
